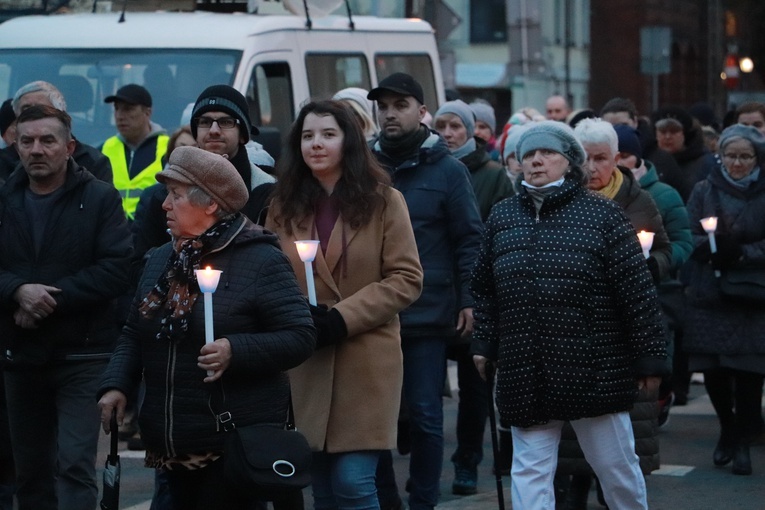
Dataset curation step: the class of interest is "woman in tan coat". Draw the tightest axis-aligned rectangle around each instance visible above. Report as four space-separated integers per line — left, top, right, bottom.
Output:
266 100 423 510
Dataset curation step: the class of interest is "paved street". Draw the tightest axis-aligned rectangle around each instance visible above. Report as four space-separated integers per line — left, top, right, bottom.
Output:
96 365 765 510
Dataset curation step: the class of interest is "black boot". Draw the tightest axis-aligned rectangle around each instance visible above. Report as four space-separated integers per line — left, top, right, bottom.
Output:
731 442 752 475
713 427 735 466
562 474 591 510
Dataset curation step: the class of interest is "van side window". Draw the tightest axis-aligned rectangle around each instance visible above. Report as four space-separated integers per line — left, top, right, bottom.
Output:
375 54 438 110
305 54 371 99
246 62 293 161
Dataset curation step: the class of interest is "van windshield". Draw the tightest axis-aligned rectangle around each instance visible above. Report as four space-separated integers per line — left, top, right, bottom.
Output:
0 49 241 146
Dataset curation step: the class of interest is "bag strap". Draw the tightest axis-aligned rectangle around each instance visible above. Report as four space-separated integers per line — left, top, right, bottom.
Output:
211 380 296 432
107 409 119 466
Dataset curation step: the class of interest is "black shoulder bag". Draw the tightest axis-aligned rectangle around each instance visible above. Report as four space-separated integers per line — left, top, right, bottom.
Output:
213 382 312 499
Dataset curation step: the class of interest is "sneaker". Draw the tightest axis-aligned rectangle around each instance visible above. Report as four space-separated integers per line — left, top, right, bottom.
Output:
657 392 675 428
452 464 478 495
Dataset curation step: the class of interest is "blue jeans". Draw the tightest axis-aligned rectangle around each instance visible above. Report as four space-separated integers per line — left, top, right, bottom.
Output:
312 450 381 510
4 361 105 510
396 336 447 510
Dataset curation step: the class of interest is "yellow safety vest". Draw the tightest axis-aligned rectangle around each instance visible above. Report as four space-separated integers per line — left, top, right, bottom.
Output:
102 134 169 220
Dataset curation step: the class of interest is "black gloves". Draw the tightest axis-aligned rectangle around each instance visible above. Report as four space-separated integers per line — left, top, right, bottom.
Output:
690 235 743 269
711 234 743 270
309 304 348 349
646 256 661 284
690 240 712 263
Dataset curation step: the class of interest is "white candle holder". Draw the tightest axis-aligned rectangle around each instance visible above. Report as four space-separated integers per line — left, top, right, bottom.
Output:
700 217 720 277
636 231 654 259
194 266 222 376
294 240 320 306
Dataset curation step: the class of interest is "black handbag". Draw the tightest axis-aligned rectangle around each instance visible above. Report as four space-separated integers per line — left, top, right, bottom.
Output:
214 383 312 499
100 410 121 510
719 267 765 304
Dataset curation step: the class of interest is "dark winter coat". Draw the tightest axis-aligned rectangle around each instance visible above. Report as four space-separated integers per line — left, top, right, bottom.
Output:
470 175 668 428
459 137 515 221
683 165 765 356
651 126 716 203
98 215 315 457
0 159 131 368
558 166 678 475
612 166 672 282
373 132 483 337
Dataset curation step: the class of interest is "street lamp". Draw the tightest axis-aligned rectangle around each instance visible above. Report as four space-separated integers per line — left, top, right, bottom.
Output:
740 56 754 74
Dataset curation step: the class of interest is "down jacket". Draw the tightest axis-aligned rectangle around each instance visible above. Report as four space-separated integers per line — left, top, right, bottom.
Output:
0 159 131 368
471 175 668 428
98 215 315 457
612 166 672 281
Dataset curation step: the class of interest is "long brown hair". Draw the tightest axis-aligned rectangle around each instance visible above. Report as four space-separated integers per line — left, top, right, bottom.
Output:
270 100 391 235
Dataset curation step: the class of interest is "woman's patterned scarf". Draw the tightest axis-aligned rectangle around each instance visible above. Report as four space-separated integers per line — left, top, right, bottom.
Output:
139 218 235 341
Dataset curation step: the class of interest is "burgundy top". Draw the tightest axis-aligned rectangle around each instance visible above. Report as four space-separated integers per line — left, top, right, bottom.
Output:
314 193 340 255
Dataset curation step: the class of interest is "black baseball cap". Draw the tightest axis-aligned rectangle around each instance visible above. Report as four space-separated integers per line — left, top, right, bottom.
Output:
368 72 425 105
105 84 152 107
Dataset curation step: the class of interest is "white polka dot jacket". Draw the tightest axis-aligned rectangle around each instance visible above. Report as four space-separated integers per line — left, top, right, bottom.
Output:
470 176 669 428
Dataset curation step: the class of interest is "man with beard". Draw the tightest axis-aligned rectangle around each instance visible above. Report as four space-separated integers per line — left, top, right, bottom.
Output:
367 73 483 510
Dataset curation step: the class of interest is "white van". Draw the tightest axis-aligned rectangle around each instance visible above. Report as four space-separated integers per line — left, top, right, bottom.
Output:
0 10 444 157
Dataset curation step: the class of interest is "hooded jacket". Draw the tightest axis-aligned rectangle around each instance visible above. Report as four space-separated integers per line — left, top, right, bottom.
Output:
372 131 483 337
0 159 131 368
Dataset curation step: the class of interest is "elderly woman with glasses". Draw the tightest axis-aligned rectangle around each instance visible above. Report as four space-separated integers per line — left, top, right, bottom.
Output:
683 124 765 477
471 121 667 510
97 146 315 509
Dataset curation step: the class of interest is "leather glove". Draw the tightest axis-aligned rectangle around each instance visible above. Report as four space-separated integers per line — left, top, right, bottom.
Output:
690 240 712 263
309 304 348 348
711 234 743 270
646 256 661 285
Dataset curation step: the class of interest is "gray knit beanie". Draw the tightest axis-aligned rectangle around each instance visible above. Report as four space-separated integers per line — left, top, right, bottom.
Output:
516 120 586 166
434 100 475 138
470 101 496 133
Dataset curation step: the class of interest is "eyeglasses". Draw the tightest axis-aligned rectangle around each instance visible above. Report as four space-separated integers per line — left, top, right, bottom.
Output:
193 116 240 130
722 153 756 164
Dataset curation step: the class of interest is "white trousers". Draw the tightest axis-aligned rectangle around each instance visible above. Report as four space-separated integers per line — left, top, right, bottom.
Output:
510 412 647 510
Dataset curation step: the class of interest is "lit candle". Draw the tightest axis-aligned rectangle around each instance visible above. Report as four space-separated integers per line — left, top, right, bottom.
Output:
294 240 320 306
636 231 654 259
700 217 720 277
194 266 223 376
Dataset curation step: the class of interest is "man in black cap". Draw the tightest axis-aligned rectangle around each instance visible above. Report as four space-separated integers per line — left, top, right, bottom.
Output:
367 73 483 510
101 84 169 221
189 84 275 223
0 81 113 184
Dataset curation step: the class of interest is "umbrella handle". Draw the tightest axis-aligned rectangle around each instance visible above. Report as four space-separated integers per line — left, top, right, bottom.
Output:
108 409 119 466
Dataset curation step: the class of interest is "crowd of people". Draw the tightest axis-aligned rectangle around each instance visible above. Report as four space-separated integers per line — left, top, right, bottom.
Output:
0 72 763 510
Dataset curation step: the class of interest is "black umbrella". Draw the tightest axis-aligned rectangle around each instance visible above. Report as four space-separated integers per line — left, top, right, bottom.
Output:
100 409 121 510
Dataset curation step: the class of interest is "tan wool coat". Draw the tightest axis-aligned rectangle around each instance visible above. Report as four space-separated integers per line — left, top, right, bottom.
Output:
266 186 423 452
